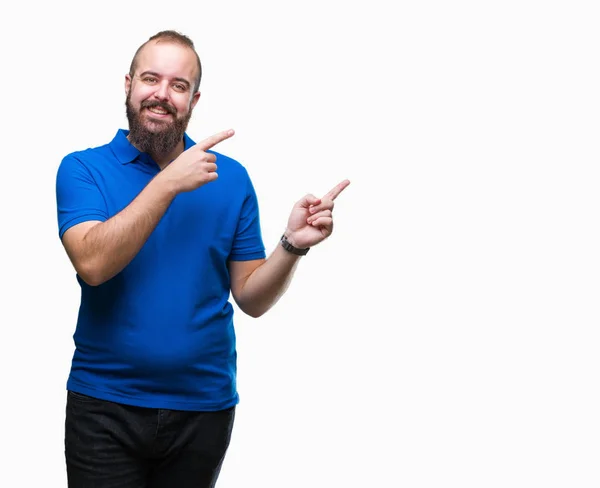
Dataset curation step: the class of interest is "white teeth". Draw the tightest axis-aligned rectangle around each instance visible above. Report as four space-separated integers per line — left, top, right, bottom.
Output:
148 107 168 114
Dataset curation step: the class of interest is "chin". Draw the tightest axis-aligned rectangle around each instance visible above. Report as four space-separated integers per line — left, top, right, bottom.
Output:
143 117 172 130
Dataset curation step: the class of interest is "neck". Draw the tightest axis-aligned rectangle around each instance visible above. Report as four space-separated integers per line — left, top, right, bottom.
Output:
126 135 185 170
150 140 185 170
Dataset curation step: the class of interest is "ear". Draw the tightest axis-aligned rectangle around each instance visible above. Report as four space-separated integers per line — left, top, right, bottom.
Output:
190 91 201 110
125 74 132 97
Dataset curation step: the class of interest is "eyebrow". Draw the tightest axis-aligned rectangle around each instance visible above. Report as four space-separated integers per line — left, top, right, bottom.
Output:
139 71 191 89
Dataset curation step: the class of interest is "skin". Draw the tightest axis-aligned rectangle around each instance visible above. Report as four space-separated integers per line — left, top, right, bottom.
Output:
61 39 350 318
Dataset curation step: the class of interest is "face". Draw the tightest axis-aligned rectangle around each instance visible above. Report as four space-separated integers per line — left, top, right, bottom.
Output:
125 40 201 155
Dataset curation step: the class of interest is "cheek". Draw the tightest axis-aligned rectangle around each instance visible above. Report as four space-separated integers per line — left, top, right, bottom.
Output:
129 91 147 108
173 97 193 115
130 86 155 105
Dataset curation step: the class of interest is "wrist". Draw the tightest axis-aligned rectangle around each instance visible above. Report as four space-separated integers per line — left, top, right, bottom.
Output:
280 232 310 256
154 171 180 198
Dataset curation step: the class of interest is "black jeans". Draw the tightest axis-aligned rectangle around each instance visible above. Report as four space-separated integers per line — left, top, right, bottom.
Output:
65 390 236 488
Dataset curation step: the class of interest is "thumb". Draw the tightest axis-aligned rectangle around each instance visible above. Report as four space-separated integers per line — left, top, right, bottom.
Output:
297 194 321 209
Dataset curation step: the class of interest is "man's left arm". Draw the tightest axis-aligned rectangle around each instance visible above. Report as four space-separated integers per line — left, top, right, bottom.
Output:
229 179 350 318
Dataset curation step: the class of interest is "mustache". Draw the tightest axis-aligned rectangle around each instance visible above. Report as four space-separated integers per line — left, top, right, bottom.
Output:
141 100 177 116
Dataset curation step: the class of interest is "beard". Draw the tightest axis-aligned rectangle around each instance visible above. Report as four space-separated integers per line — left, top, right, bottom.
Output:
125 93 193 156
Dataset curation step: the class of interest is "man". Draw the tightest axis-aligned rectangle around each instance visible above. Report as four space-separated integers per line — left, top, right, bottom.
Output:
55 30 349 488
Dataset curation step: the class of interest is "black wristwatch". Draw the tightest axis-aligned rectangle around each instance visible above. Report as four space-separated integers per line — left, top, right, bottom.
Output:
280 234 310 256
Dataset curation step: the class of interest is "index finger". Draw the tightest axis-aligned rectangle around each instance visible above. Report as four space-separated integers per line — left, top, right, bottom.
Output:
323 179 351 201
196 129 235 151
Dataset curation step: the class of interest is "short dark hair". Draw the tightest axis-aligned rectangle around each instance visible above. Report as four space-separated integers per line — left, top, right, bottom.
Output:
129 30 202 92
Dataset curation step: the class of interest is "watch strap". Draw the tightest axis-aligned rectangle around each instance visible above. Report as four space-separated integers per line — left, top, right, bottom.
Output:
280 234 310 255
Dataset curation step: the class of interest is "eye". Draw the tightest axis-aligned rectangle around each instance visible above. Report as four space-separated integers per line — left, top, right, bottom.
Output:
142 76 157 84
173 83 188 92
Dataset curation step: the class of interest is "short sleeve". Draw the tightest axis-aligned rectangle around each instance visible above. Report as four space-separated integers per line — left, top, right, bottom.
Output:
56 154 109 239
228 171 266 261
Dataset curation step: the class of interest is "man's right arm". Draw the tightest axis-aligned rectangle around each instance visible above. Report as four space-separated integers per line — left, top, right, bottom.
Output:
59 129 234 286
61 174 177 286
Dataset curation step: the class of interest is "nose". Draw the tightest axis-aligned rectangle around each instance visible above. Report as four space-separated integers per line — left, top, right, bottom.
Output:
153 80 170 101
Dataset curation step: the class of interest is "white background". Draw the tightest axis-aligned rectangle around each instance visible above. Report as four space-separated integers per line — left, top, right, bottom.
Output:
1 0 599 487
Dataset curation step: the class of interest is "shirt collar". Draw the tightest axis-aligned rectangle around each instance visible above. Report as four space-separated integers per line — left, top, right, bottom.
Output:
109 129 197 165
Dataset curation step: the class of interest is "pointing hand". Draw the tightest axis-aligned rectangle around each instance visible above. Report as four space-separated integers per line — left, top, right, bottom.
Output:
284 179 350 249
161 129 235 193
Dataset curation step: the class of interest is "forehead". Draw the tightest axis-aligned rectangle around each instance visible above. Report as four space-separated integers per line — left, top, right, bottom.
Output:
135 41 198 81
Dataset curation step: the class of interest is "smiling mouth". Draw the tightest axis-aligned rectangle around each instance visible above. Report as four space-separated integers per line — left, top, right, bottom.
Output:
146 106 172 117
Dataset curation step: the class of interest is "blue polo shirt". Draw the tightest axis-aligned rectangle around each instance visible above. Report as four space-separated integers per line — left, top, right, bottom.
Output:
55 129 266 411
